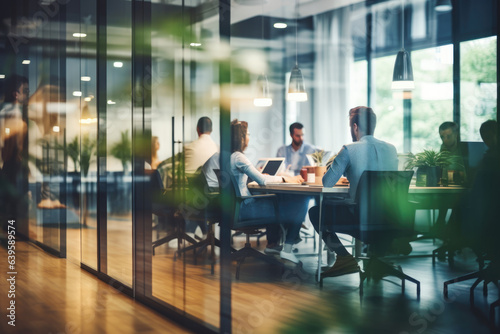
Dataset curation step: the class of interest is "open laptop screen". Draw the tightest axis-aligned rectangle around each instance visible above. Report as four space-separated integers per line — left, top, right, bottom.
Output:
261 159 284 176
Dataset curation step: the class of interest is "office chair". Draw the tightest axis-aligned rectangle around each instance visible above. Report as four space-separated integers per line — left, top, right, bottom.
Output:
215 169 284 280
148 169 198 255
443 168 500 323
175 170 235 274
324 170 420 297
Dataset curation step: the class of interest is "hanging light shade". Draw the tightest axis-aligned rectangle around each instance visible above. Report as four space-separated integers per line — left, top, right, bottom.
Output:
254 74 273 107
392 0 414 91
79 104 97 124
435 0 452 12
391 49 415 90
287 64 308 102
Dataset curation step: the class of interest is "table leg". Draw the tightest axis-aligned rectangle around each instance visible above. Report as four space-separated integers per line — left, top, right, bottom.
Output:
317 193 323 283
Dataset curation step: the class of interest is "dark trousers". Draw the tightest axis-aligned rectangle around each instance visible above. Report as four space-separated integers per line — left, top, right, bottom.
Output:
308 203 357 256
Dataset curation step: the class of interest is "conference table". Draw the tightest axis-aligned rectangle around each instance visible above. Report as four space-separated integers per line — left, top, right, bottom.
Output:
248 181 466 282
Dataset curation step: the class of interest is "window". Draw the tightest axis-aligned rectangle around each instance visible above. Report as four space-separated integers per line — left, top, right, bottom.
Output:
411 45 454 152
460 36 497 141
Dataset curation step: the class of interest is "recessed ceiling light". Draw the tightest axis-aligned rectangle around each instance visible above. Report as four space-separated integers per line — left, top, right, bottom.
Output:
73 91 82 97
273 23 287 29
81 76 91 81
22 60 31 64
0 74 5 79
73 33 87 38
113 62 123 68
190 42 202 47
52 126 60 133
84 97 92 102
107 100 116 105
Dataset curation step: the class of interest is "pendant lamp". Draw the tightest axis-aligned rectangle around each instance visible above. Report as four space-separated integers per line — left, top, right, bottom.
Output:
254 74 273 107
287 0 307 102
254 6 273 107
435 0 452 12
392 0 414 91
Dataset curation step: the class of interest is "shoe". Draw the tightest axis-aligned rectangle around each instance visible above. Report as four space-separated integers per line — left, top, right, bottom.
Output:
280 250 300 264
321 255 360 278
264 245 282 255
326 247 337 267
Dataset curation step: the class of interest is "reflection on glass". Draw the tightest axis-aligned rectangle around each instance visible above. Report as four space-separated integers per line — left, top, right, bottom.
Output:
106 0 133 286
373 55 404 152
460 36 497 142
411 45 453 152
79 0 98 269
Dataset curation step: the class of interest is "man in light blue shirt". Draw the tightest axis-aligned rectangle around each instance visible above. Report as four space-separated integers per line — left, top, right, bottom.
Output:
276 122 318 176
309 106 398 277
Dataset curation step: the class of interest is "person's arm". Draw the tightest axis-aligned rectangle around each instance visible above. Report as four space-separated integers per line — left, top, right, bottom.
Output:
234 152 282 186
322 146 350 187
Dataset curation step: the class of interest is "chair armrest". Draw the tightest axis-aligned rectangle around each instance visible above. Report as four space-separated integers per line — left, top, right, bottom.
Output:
323 198 356 207
240 194 277 200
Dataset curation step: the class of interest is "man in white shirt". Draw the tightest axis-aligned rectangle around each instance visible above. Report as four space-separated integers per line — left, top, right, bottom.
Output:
183 117 218 237
184 117 218 174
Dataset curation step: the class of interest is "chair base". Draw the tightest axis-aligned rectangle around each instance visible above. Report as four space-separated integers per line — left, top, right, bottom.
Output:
359 257 420 298
231 230 266 246
444 262 500 309
232 242 284 280
175 223 236 274
152 216 198 256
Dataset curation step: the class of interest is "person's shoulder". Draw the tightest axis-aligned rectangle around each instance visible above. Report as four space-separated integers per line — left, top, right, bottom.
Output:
302 142 317 152
276 144 288 154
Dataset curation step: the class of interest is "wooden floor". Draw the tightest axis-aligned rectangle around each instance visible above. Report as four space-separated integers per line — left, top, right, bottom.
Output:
10 220 500 333
0 241 191 334
151 232 500 334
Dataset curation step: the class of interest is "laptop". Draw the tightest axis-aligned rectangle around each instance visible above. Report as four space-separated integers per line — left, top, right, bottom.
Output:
255 158 285 176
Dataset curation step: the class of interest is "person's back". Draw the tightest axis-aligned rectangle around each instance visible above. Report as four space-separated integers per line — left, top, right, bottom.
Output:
184 117 218 173
341 136 398 199
202 152 220 190
324 135 398 200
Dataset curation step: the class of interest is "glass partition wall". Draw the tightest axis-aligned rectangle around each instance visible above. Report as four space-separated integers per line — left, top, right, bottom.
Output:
0 0 497 333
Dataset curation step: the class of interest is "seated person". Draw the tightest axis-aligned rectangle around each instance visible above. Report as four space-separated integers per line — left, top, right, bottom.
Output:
439 121 467 182
230 119 306 264
478 120 498 169
308 106 399 276
433 121 468 235
202 152 220 191
276 122 318 176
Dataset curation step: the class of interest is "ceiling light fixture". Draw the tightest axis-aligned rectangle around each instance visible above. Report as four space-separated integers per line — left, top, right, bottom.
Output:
113 62 123 68
273 22 287 29
81 76 91 81
435 0 452 12
22 60 30 65
287 0 307 102
391 0 414 91
254 5 273 107
72 33 87 38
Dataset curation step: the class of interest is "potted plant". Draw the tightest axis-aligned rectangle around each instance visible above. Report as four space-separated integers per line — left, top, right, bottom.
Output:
404 149 461 186
110 130 132 214
110 130 132 172
309 150 330 184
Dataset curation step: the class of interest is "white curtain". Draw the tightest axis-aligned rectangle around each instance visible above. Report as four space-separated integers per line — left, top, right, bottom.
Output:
312 7 353 156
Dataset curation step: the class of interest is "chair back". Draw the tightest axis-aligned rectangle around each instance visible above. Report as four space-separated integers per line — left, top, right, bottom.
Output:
185 168 220 223
355 171 414 236
214 168 278 230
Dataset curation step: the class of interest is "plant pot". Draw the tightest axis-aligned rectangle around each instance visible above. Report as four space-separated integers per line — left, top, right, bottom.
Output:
314 166 327 185
416 166 441 187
